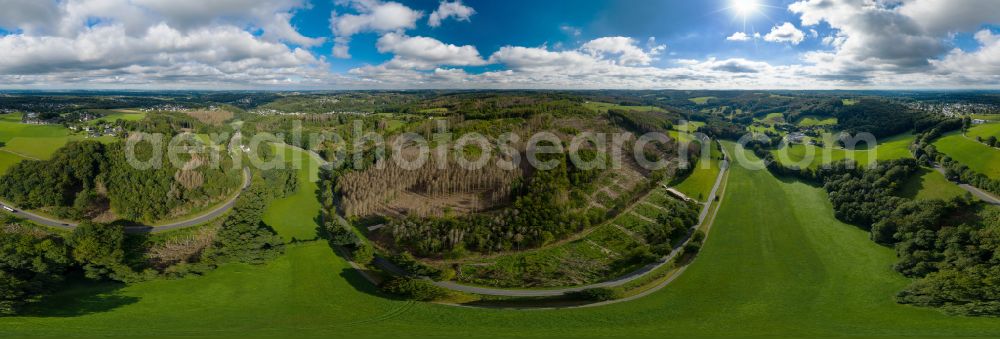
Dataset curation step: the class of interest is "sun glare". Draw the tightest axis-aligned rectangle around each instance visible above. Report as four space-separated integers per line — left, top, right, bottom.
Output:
732 0 759 17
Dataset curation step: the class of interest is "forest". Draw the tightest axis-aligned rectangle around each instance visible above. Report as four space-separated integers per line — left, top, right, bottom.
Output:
0 137 242 222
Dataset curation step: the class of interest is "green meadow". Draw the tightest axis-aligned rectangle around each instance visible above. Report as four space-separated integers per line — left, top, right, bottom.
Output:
583 101 665 113
758 112 785 125
0 112 120 175
261 144 324 242
0 150 25 175
897 167 967 201
4 141 1000 338
672 142 721 201
0 112 73 163
688 96 715 104
796 115 837 127
934 132 1000 179
772 132 914 169
85 109 147 125
966 122 1000 140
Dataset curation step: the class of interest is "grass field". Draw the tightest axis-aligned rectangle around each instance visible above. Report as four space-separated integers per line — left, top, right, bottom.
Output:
971 114 1000 122
672 143 720 201
897 167 967 201
772 132 914 169
584 102 664 113
796 115 837 127
0 150 28 175
966 122 1000 140
688 96 715 104
758 112 785 125
84 109 146 125
934 131 1000 179
4 141 1000 337
0 112 74 162
261 144 324 242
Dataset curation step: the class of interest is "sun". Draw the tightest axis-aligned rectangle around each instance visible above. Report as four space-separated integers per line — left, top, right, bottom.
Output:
732 0 760 17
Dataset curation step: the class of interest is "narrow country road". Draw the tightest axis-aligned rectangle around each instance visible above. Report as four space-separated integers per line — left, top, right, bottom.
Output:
932 165 1000 205
428 143 731 297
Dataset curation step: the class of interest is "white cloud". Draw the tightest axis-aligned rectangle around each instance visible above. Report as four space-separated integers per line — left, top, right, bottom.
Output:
580 36 664 66
428 0 475 27
897 0 1000 36
932 30 1000 77
329 0 423 58
727 32 751 41
0 0 329 88
375 32 486 69
764 22 805 45
790 0 946 74
560 25 582 37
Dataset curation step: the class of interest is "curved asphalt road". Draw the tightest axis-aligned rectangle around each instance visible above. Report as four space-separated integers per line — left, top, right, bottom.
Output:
932 165 1000 205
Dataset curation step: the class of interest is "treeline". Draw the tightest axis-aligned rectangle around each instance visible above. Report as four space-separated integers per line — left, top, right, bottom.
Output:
820 160 1000 315
835 99 962 139
0 138 242 222
751 150 1000 316
0 170 290 315
913 135 1000 197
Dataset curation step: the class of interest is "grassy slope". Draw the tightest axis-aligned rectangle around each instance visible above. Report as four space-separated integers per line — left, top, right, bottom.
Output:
672 144 720 201
0 150 27 175
583 102 664 113
934 132 1000 179
897 167 967 201
0 112 115 164
5 142 1000 338
966 122 1000 140
797 115 838 127
688 96 715 104
261 144 323 242
773 132 914 169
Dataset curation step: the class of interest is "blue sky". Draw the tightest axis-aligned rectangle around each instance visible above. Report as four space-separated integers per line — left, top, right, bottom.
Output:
0 0 998 89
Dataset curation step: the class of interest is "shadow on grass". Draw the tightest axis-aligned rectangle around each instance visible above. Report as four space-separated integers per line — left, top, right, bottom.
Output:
337 268 401 300
17 280 139 317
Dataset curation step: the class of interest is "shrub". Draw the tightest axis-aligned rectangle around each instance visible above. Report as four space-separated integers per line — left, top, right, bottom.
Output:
380 277 448 301
351 244 375 265
568 287 620 301
68 222 135 281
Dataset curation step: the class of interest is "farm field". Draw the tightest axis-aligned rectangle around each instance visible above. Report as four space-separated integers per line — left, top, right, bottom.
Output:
934 132 1000 179
672 143 720 201
0 113 120 173
757 112 785 125
772 132 914 169
971 114 1000 122
688 96 715 104
4 141 1000 338
0 112 73 161
584 101 664 113
0 150 27 175
966 122 1000 140
85 109 146 125
261 144 324 242
796 115 837 127
896 167 967 201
